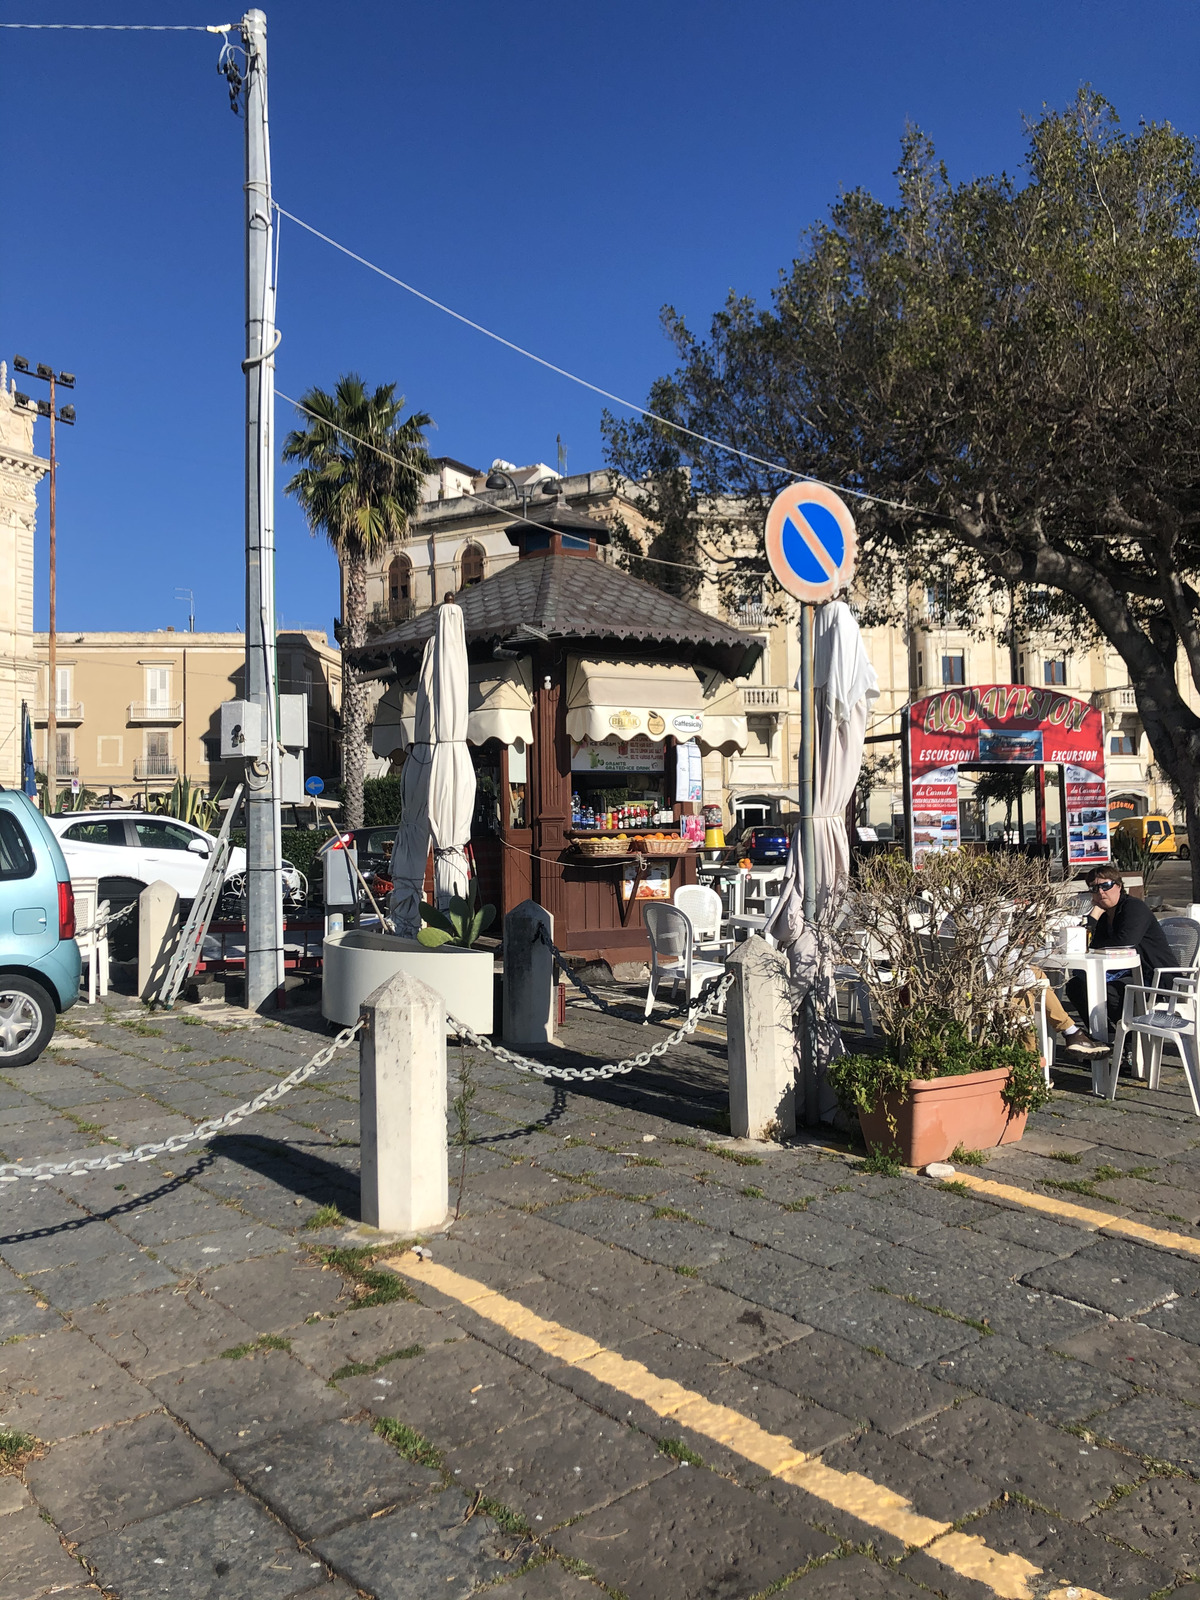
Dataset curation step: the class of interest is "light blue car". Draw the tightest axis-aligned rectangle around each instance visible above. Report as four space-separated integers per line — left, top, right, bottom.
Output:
0 790 80 1066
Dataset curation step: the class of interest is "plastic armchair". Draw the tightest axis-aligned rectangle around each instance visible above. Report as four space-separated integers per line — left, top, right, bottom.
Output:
642 902 726 1021
74 882 110 1005
673 883 733 960
1105 972 1200 1115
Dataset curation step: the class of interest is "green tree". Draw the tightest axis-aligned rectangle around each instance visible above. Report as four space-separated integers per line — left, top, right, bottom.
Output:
283 376 432 829
606 92 1200 887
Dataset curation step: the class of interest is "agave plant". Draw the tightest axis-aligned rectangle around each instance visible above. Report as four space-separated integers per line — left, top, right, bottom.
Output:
148 778 224 832
417 878 496 949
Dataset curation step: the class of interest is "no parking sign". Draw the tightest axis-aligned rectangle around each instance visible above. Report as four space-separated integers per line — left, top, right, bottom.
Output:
764 482 857 602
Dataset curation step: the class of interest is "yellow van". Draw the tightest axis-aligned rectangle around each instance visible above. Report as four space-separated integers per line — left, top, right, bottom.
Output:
1112 814 1184 857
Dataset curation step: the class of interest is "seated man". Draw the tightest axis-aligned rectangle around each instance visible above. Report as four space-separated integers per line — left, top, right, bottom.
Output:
1065 864 1175 1039
1037 971 1107 1058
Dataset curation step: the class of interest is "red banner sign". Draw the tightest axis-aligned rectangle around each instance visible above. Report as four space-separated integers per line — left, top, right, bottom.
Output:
907 686 1108 866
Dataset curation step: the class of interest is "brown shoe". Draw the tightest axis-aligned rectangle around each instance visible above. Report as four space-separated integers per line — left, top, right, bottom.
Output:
1064 1035 1108 1058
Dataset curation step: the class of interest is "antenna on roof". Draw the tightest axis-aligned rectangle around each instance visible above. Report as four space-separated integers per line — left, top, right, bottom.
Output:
556 433 567 477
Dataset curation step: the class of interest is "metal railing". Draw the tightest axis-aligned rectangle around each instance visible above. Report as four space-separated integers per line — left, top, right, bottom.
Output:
54 758 78 778
128 701 183 722
732 603 765 629
134 757 179 779
33 703 83 723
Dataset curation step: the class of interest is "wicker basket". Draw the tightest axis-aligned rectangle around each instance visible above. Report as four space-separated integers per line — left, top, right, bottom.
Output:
632 835 691 857
573 836 631 858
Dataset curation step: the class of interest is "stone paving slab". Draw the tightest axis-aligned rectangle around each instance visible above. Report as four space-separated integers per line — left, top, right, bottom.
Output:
1088 1473 1200 1569
149 1346 353 1457
24 1411 229 1543
945 1332 1137 1424
550 1467 837 1600
1060 1316 1200 1402
1094 1389 1200 1470
196 1252 348 1331
745 1329 960 1436
0 1504 87 1600
312 1492 530 1600
801 1285 984 1367
0 1327 155 1442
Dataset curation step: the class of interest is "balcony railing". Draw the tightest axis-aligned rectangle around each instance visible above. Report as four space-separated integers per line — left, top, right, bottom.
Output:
134 757 179 780
732 603 765 630
128 701 183 723
1093 687 1137 712
742 686 783 709
54 759 78 778
33 703 83 724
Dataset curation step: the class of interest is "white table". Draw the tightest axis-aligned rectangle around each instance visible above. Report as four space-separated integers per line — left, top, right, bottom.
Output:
1048 948 1142 1089
743 867 785 913
727 913 777 948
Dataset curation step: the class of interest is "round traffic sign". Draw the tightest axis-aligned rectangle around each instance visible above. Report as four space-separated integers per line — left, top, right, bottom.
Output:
304 775 325 796
764 482 857 603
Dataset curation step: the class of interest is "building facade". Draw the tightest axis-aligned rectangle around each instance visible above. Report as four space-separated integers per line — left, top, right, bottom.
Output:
0 367 45 788
31 630 342 804
362 455 1186 836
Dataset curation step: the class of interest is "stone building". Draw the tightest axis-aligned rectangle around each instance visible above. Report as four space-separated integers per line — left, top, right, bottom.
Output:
0 366 45 788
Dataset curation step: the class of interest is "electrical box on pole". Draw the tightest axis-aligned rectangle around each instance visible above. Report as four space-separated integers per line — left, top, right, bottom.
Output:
240 7 285 1012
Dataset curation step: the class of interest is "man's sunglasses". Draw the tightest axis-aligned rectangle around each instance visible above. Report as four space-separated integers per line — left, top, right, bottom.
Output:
1091 880 1119 891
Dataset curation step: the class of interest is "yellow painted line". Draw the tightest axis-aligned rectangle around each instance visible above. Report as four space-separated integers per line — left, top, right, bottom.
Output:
396 1258 1113 1600
949 1172 1200 1259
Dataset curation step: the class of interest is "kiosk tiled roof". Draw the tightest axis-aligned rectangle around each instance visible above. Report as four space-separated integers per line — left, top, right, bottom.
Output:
350 550 763 681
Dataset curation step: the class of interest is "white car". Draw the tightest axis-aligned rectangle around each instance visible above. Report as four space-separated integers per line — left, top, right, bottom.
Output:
47 812 248 905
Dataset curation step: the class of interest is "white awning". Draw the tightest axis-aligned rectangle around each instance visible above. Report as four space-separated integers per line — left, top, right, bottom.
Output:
371 657 533 759
565 658 710 744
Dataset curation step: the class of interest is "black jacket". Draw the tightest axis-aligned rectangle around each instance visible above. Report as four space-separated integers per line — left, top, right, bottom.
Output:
1088 892 1176 977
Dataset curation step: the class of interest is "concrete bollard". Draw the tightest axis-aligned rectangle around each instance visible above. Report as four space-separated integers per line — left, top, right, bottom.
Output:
502 899 555 1047
727 935 796 1142
137 880 180 1002
359 968 449 1234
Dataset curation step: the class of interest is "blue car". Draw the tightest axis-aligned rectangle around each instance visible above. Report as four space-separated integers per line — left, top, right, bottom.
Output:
0 790 80 1066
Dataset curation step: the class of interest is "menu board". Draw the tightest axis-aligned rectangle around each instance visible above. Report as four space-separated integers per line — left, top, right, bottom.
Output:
571 736 664 773
1064 764 1110 864
910 767 961 865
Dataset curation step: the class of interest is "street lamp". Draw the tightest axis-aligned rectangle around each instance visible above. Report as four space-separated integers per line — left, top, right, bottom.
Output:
13 357 76 814
484 467 560 519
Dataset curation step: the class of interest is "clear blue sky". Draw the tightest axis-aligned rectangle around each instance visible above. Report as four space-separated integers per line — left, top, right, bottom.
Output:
3 0 1196 639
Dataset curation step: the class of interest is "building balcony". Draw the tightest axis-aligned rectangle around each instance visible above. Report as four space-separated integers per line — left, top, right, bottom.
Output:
741 686 783 711
33 704 83 725
53 759 78 778
731 603 766 630
128 702 183 724
1093 686 1137 713
133 758 178 780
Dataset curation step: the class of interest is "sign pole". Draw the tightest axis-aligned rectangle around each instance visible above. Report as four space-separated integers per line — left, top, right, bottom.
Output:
798 600 818 1126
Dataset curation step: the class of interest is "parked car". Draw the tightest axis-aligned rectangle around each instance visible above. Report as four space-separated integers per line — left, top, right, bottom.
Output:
47 811 247 903
0 790 81 1065
1112 813 1182 857
727 825 793 865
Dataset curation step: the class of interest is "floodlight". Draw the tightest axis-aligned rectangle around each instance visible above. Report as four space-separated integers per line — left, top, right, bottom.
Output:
14 392 31 409
57 373 75 389
58 405 75 425
12 356 29 374
35 364 52 381
36 400 51 418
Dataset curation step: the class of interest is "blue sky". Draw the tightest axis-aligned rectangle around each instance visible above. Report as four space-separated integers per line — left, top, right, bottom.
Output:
3 0 1197 639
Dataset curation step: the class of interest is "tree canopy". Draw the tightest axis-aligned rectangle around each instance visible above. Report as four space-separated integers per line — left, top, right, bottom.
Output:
603 92 1200 870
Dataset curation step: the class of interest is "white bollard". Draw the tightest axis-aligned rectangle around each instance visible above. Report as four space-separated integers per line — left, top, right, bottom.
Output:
502 899 556 1047
359 968 449 1233
727 935 796 1141
137 880 180 1002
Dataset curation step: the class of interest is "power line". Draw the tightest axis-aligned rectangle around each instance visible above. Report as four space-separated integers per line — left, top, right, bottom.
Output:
274 388 738 579
271 203 940 525
0 21 223 28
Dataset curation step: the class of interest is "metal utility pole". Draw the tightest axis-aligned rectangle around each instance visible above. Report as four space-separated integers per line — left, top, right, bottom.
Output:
240 8 284 1011
12 358 75 814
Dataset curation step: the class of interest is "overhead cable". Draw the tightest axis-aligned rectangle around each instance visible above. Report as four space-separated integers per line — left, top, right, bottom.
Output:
271 203 941 525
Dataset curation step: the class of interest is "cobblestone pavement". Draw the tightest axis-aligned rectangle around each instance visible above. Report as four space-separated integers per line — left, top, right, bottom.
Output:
1 983 1199 1599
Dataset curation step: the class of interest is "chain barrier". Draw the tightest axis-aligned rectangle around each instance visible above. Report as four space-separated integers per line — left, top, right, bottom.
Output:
74 899 137 941
448 969 734 1083
533 922 723 1024
0 1018 366 1183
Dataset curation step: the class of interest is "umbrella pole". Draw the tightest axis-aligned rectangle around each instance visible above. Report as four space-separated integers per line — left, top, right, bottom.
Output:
799 602 819 1127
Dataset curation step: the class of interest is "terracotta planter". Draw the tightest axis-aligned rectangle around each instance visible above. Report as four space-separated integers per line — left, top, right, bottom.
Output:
856 1066 1028 1167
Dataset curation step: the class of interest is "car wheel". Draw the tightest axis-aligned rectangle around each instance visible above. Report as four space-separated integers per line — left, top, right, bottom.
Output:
0 975 57 1067
1179 845 1190 861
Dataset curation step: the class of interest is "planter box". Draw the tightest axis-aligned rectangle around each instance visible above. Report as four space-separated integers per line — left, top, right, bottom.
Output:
856 1065 1028 1167
322 930 493 1035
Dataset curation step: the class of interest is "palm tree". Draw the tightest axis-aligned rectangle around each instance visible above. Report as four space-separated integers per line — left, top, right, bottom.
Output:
283 375 432 829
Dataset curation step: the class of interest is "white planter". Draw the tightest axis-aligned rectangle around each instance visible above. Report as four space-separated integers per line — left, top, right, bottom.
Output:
321 930 493 1035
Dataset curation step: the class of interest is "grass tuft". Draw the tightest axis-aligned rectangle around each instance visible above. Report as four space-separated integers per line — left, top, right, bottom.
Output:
950 1144 987 1166
330 1344 423 1382
657 1437 705 1467
373 1417 443 1471
1043 1178 1104 1199
940 1179 971 1196
703 1142 763 1167
783 1197 815 1212
652 1206 696 1223
220 1333 291 1360
741 1186 766 1199
861 1149 902 1177
303 1204 345 1231
0 1427 40 1474
674 1264 699 1278
317 1245 417 1308
1044 1149 1083 1165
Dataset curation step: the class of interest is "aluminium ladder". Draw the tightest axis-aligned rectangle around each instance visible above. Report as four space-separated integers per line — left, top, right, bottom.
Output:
152 784 246 1009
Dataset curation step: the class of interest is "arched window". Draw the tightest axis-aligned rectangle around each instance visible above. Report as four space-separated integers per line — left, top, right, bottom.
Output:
388 555 412 620
460 543 485 589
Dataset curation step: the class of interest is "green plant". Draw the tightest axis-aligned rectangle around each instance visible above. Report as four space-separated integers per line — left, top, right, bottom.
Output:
418 878 496 949
861 1148 903 1176
330 1344 423 1382
373 1417 443 1471
220 1334 291 1359
303 1204 345 1231
702 1143 762 1167
148 777 224 831
1111 828 1164 889
950 1145 987 1166
658 1437 705 1466
315 1245 417 1308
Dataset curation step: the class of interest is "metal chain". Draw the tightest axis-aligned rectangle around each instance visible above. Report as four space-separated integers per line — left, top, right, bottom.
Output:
448 970 734 1082
534 923 723 1023
0 1018 366 1182
73 899 137 940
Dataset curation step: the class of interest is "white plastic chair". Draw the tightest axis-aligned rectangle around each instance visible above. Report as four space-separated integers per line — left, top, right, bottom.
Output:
673 884 732 960
642 902 726 1020
1105 973 1200 1115
73 879 109 1004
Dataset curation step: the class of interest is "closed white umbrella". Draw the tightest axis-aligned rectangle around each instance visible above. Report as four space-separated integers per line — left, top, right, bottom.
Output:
389 603 476 936
767 602 880 1103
